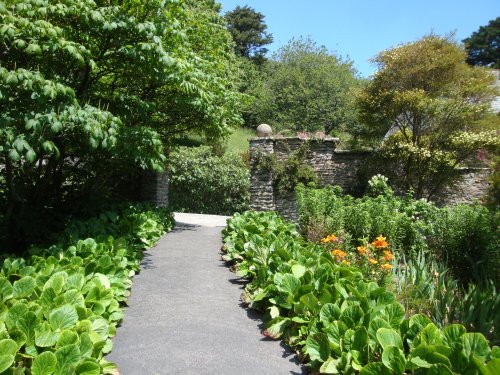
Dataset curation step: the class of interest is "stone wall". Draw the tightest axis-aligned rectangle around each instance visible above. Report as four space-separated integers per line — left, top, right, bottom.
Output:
249 136 491 220
141 171 169 207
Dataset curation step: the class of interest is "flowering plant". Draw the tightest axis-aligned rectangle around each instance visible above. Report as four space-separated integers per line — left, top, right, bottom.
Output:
319 233 395 284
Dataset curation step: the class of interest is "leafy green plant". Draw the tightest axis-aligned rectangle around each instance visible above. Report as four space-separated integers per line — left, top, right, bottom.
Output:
168 146 250 215
296 182 499 285
222 211 499 374
392 251 499 344
0 204 174 374
254 141 318 194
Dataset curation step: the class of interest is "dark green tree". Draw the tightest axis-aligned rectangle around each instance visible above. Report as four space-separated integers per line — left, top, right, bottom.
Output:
463 17 500 68
225 5 273 63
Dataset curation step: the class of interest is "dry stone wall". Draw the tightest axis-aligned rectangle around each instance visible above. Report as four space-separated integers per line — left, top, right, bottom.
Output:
249 137 491 220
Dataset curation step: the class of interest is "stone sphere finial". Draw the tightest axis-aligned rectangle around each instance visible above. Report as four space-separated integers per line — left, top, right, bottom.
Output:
256 123 273 137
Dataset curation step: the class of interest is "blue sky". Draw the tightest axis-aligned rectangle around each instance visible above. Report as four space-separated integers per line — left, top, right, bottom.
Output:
218 0 499 77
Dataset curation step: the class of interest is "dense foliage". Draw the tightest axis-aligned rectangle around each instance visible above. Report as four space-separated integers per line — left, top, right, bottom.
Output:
463 17 500 69
225 5 273 64
0 204 174 374
296 181 499 286
355 34 498 198
0 0 242 251
246 37 360 134
222 211 499 374
168 146 250 215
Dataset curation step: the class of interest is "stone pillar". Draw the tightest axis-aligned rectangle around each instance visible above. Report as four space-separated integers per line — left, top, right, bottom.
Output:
249 138 276 211
141 171 169 207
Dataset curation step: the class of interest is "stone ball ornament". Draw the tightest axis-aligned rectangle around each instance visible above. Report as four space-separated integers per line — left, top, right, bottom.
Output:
256 123 273 137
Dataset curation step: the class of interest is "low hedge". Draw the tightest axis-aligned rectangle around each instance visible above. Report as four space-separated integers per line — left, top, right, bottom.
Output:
168 146 250 215
0 204 174 374
222 211 499 374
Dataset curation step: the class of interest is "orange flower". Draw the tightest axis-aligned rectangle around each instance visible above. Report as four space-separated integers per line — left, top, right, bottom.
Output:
380 263 393 271
331 249 346 259
368 258 378 265
383 250 394 262
320 234 338 244
357 246 367 255
372 235 388 249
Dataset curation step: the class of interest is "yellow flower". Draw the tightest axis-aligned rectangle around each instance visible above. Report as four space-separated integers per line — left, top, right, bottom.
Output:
357 246 367 255
320 234 338 244
372 235 388 249
331 249 346 259
380 263 393 271
368 258 378 265
342 260 351 266
383 250 394 261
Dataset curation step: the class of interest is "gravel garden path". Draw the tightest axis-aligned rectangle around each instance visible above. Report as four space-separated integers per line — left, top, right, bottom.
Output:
106 213 305 375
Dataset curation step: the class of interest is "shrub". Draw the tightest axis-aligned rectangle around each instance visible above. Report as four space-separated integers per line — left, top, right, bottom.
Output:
222 211 499 373
168 146 250 215
296 182 499 285
0 205 174 373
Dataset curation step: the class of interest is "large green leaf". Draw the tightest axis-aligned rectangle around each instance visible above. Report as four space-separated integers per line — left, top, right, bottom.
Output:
377 328 403 350
461 332 491 361
91 318 110 341
305 333 330 362
54 344 80 375
49 304 79 331
443 324 466 345
359 362 391 375
409 345 452 369
382 346 406 375
381 302 405 328
274 273 301 295
6 302 28 330
0 354 14 373
320 303 341 323
319 357 340 374
79 333 94 358
426 363 454 374
0 277 13 302
57 330 79 348
17 311 39 344
35 329 59 348
75 361 100 375
0 339 17 372
0 339 17 356
368 317 391 340
291 264 306 278
32 351 57 375
414 323 444 346
352 326 368 352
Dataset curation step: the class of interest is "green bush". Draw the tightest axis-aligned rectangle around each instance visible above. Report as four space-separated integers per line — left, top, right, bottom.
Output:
296 182 499 285
222 211 499 374
392 251 499 343
0 204 174 374
168 146 250 215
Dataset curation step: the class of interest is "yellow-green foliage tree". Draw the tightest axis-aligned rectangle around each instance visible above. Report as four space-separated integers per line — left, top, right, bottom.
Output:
356 34 499 198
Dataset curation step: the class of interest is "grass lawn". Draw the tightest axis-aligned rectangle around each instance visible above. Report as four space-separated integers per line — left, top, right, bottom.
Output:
225 127 255 153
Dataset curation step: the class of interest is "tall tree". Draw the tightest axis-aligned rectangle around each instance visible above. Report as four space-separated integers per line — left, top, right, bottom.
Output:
463 17 500 68
356 34 498 198
225 5 273 63
249 37 359 134
0 0 242 251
